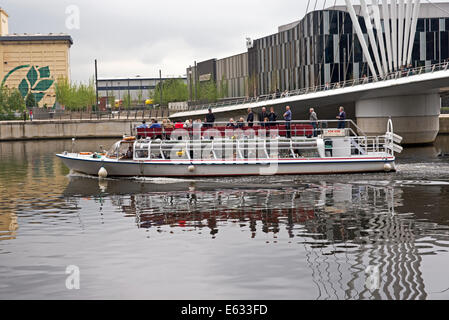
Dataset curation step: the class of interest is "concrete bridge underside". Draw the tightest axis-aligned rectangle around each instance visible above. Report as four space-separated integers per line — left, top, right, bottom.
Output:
171 70 449 144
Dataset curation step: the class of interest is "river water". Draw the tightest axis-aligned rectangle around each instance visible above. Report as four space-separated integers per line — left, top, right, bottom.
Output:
1 136 449 300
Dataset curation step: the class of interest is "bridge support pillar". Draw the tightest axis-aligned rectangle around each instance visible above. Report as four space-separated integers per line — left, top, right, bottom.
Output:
355 93 440 144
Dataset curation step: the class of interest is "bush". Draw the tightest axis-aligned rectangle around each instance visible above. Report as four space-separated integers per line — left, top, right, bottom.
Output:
0 86 26 120
441 107 449 114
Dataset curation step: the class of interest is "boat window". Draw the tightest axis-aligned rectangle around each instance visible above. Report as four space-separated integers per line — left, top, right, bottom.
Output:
149 141 164 159
134 142 150 160
106 141 121 158
118 142 134 160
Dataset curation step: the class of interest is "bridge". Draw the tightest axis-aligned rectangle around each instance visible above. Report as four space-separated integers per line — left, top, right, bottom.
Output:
171 62 449 145
172 0 449 145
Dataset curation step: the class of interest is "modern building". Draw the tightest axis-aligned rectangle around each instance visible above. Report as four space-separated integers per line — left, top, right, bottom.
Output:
187 2 449 100
97 76 187 106
0 7 73 108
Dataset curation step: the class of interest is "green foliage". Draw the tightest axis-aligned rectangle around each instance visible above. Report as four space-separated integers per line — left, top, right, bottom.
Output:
0 86 26 120
55 77 97 111
198 80 218 103
108 95 116 109
152 78 188 106
123 92 132 109
218 75 229 99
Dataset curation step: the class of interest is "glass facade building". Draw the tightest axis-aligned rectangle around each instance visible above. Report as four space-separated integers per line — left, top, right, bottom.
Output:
188 3 449 100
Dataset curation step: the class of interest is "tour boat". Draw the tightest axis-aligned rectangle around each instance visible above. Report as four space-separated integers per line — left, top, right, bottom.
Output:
56 120 403 178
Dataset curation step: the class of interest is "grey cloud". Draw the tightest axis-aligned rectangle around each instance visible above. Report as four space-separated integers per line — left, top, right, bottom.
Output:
2 0 335 81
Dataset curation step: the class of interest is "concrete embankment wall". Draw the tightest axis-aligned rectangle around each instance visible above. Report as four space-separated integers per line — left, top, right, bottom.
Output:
1 116 448 141
440 115 449 134
0 119 141 141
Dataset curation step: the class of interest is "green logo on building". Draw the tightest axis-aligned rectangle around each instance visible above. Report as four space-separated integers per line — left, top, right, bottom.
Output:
1 65 54 103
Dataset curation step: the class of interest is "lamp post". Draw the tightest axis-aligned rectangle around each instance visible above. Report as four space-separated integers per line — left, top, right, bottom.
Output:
159 69 163 107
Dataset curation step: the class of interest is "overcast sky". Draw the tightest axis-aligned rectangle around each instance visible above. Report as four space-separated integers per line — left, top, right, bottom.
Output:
3 0 353 82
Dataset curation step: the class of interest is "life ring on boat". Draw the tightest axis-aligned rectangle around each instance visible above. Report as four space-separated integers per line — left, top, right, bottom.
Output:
79 152 93 155
124 136 136 142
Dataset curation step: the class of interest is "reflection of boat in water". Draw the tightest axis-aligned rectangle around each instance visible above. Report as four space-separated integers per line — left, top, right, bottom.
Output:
63 176 431 299
56 120 402 177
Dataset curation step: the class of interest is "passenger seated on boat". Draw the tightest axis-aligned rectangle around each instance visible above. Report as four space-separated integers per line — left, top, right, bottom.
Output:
226 118 236 128
236 117 245 129
120 146 134 160
150 119 161 129
137 121 148 129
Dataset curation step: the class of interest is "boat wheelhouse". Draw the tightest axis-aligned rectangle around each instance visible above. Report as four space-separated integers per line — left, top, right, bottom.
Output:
56 119 403 177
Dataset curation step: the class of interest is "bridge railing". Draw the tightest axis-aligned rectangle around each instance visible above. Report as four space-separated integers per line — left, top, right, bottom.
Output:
186 61 449 112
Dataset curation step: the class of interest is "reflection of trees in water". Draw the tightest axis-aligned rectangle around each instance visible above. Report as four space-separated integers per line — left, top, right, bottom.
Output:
108 183 427 300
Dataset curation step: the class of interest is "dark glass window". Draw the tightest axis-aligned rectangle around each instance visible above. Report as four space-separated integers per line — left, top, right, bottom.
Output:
353 36 362 63
442 32 449 60
344 13 352 34
417 19 424 32
426 32 434 61
431 19 439 32
325 35 333 64
330 10 338 35
412 32 420 62
446 18 449 31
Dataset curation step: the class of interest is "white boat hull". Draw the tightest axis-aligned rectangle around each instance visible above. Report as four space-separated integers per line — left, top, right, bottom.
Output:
56 154 396 177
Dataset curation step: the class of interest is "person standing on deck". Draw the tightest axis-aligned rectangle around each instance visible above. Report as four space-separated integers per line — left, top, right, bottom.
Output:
204 108 215 128
337 106 346 129
283 106 292 138
268 107 277 128
259 107 269 128
247 108 254 127
309 108 318 137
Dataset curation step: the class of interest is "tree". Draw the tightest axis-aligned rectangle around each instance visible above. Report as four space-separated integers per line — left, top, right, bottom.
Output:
108 95 116 109
55 77 71 109
218 75 229 99
25 92 36 109
152 78 188 106
0 86 26 119
123 92 132 109
7 89 26 113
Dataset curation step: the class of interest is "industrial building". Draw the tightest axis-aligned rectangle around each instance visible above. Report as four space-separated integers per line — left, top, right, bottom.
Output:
0 7 73 108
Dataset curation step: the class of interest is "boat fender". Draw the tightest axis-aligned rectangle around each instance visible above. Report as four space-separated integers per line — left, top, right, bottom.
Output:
384 163 393 172
98 167 108 178
188 165 195 173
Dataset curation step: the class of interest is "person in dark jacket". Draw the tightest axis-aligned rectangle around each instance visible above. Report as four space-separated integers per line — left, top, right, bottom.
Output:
259 107 268 128
268 107 277 127
204 108 215 128
247 108 254 127
337 106 346 129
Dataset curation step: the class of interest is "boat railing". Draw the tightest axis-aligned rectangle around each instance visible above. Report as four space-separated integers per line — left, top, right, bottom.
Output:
134 119 365 140
129 131 392 161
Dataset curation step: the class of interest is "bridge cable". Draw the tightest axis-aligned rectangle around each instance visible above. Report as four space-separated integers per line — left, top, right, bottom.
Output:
306 0 311 14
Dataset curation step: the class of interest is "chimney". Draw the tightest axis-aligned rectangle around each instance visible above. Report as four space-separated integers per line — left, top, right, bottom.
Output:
0 8 9 36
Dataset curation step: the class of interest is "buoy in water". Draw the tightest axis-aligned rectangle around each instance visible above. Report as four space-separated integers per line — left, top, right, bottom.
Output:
384 163 393 172
98 167 108 178
188 165 195 173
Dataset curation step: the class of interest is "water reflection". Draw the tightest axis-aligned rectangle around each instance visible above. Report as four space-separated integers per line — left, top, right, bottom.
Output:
61 175 449 300
1 137 449 299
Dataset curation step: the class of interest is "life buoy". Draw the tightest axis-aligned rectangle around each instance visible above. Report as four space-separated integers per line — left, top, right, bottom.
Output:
124 136 136 142
79 152 93 155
